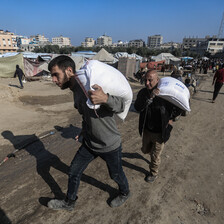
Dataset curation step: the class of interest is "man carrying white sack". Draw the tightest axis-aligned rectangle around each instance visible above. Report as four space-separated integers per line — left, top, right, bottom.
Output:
134 70 183 183
47 55 130 211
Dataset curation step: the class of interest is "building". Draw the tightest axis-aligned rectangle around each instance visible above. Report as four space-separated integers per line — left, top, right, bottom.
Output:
185 35 224 55
16 36 30 47
96 34 112 46
81 37 95 47
182 37 206 49
52 35 71 47
207 37 224 54
147 35 163 48
111 40 129 48
161 42 181 49
30 34 49 43
0 30 18 54
128 39 145 48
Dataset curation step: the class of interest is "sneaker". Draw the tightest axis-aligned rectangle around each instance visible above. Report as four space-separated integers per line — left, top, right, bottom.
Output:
145 173 157 183
47 197 77 211
109 192 131 208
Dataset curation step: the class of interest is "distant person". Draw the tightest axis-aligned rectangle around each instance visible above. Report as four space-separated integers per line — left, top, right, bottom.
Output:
14 65 24 89
212 64 224 103
134 70 183 183
47 55 130 211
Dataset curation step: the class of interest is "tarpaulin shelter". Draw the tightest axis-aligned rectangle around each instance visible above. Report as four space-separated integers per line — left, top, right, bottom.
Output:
24 58 47 77
0 53 24 78
152 53 181 65
147 61 165 70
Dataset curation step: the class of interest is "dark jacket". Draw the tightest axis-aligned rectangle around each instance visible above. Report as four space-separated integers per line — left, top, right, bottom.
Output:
14 67 24 78
134 87 182 142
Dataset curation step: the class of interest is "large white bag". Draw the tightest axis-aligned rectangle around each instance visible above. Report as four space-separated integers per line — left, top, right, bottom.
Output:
76 60 133 120
157 77 191 111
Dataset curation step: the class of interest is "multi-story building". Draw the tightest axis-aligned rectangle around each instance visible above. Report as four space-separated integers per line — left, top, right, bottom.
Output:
96 34 112 46
81 37 95 47
52 35 71 47
207 37 224 54
185 35 224 55
16 36 30 47
161 42 181 49
147 35 163 48
0 30 18 54
128 39 145 48
111 40 129 48
30 34 49 43
182 37 206 49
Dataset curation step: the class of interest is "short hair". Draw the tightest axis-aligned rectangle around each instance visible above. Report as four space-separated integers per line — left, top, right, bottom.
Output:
16 65 19 69
48 55 76 73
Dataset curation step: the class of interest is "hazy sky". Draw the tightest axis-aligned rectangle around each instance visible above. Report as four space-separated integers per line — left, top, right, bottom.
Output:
1 0 224 46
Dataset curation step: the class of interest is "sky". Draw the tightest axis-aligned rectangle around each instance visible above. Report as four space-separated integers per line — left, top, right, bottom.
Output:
1 0 224 46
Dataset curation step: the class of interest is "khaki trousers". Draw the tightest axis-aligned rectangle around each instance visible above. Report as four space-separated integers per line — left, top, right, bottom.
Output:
142 129 165 176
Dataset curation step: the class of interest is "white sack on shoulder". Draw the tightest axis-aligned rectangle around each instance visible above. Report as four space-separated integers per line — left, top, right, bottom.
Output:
157 77 191 111
76 60 133 120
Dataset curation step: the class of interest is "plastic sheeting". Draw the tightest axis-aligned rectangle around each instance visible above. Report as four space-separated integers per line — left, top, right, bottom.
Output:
0 53 24 78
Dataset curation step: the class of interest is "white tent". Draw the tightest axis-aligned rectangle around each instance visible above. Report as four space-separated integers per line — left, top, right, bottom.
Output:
151 53 181 65
92 48 117 63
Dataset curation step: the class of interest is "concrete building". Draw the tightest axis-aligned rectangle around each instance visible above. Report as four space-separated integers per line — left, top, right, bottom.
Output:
96 34 112 46
161 42 181 49
16 36 30 47
30 34 49 43
147 35 163 48
207 37 224 54
112 40 129 48
52 35 71 47
0 30 18 54
81 37 95 47
128 39 145 48
182 37 206 49
185 36 224 55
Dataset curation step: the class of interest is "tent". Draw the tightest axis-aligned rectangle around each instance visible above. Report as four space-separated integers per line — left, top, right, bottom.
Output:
92 48 117 63
151 53 181 65
0 53 24 78
114 52 143 61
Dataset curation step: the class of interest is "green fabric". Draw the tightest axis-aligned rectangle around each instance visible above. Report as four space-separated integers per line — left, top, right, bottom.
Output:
0 54 24 78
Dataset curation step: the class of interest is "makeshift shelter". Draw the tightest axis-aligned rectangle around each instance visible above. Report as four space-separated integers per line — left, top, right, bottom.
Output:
24 58 47 77
152 53 181 65
70 56 85 70
114 52 143 61
117 57 136 78
91 48 117 64
0 53 24 78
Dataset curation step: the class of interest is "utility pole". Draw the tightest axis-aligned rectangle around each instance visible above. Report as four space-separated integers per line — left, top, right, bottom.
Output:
218 12 224 38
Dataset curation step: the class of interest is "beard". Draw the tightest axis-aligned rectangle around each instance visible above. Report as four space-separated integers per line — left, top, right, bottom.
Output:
60 71 71 90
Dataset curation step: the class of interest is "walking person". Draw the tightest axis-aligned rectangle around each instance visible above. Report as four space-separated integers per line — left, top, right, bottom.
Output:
14 65 25 89
47 55 130 211
134 70 182 183
212 64 224 103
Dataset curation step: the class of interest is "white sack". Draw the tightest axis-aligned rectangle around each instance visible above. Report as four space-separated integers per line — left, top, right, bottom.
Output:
157 77 191 111
76 60 133 120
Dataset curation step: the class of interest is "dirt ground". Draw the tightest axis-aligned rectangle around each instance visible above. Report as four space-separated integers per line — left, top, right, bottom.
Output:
0 71 223 224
